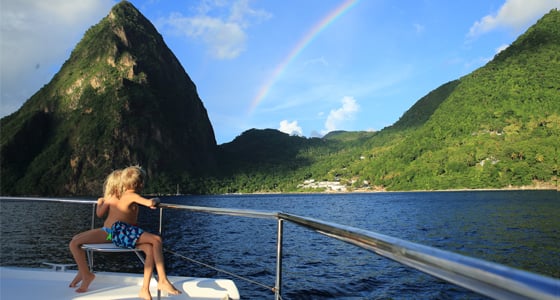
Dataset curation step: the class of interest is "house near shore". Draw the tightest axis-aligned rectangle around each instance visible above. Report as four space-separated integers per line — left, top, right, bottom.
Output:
298 179 347 192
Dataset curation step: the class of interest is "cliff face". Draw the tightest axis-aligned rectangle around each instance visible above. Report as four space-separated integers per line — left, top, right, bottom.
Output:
1 1 217 195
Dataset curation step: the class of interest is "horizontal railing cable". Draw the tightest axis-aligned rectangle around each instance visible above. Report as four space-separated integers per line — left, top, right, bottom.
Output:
163 248 281 297
159 203 277 219
0 196 96 204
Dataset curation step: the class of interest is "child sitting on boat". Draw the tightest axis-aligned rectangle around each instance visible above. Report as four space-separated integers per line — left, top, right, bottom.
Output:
69 166 180 299
109 165 181 299
69 169 124 293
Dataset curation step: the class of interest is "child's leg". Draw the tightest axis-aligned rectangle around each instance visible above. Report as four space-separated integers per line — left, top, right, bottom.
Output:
136 232 181 295
68 228 108 292
136 243 154 300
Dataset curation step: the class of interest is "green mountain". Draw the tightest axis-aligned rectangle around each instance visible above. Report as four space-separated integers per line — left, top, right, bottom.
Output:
214 9 560 193
368 9 560 190
1 5 558 196
0 1 217 195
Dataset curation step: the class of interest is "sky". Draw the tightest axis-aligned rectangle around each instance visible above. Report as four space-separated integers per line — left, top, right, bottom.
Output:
1 0 559 144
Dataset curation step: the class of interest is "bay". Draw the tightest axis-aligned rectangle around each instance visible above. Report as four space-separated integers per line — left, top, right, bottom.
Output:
1 190 558 299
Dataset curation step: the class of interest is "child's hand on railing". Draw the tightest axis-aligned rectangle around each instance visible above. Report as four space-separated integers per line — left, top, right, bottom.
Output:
150 197 161 209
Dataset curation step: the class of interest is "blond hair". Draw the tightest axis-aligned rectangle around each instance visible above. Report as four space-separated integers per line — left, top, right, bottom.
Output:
121 165 146 192
103 169 123 199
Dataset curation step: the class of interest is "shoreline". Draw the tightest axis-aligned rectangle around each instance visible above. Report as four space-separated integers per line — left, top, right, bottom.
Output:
242 180 559 195
220 185 558 196
10 184 556 198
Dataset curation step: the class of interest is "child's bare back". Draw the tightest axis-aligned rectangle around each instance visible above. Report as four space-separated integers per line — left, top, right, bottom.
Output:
102 190 158 228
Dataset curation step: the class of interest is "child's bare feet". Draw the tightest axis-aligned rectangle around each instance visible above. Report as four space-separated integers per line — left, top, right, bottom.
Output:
139 288 152 300
75 272 95 293
158 280 181 295
69 273 82 287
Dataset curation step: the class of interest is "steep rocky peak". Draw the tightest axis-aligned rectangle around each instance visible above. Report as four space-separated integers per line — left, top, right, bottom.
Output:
1 0 217 195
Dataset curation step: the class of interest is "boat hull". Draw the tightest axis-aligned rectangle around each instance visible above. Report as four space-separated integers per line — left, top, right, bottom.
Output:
0 266 239 299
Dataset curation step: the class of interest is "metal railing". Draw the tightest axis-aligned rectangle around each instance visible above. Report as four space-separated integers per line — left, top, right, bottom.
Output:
1 196 559 299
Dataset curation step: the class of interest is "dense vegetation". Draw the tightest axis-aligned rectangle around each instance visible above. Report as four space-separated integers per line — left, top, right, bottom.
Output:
189 9 560 194
1 4 558 196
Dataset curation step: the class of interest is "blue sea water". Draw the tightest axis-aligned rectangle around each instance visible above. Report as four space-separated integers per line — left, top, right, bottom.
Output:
1 190 559 299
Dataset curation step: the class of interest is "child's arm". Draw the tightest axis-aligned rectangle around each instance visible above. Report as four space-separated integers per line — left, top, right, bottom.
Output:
96 197 110 217
130 194 160 210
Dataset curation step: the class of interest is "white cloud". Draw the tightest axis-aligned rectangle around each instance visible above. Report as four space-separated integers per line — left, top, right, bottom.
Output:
230 0 271 25
279 120 303 136
161 0 270 59
166 14 246 59
0 0 113 117
322 96 359 135
468 0 560 38
496 44 509 54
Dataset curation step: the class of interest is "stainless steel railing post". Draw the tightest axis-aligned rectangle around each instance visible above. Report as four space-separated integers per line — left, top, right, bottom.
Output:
275 218 284 300
157 206 163 300
159 207 163 235
91 203 96 229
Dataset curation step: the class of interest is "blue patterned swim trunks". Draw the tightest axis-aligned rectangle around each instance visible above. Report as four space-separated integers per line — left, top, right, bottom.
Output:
111 221 144 249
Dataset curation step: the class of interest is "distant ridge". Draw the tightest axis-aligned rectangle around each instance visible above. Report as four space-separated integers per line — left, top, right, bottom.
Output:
390 80 460 130
1 1 217 195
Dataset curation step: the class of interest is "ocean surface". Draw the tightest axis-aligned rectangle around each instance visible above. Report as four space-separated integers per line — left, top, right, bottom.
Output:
1 190 559 299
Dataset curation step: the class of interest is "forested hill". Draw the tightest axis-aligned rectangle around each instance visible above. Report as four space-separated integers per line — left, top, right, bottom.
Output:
0 1 217 195
360 8 560 190
210 9 560 194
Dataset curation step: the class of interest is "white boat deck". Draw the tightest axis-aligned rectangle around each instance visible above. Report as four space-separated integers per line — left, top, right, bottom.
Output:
0 266 239 300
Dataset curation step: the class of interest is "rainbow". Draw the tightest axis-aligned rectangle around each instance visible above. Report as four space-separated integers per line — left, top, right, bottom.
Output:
248 0 359 114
